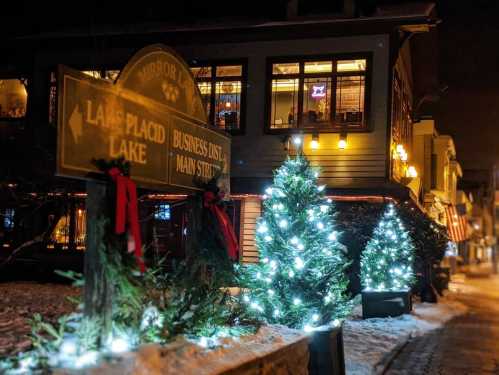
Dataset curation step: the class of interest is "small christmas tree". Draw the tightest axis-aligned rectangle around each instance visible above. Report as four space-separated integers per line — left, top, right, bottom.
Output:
239 155 351 331
361 203 415 292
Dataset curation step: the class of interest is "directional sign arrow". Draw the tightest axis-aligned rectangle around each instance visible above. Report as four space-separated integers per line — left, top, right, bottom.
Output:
69 104 83 144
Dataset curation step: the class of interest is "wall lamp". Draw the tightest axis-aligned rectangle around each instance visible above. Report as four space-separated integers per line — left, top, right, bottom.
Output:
310 133 320 150
338 132 347 150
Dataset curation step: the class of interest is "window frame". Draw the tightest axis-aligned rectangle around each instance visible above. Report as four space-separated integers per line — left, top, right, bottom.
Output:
189 59 247 135
265 53 372 134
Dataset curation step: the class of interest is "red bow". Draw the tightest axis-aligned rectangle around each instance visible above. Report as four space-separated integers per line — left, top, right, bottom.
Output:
204 191 239 261
108 167 145 273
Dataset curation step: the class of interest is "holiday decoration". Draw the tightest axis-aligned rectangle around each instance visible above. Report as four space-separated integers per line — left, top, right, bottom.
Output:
108 167 145 273
239 155 352 330
203 190 239 261
360 203 415 292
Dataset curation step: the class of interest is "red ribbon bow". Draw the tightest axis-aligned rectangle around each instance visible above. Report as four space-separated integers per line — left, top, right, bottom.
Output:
204 191 239 261
108 167 145 273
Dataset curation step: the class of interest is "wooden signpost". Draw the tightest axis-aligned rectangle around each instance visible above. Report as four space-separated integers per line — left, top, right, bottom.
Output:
56 44 231 335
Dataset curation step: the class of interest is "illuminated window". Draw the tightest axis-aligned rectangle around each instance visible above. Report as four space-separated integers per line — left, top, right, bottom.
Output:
190 63 246 133
269 57 368 131
48 206 86 251
154 204 171 221
391 73 412 147
51 214 70 249
82 70 120 82
270 79 299 129
49 70 120 125
0 79 27 119
2 209 14 230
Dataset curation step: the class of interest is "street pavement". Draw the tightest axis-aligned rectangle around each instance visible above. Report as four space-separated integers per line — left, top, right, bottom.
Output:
385 272 499 374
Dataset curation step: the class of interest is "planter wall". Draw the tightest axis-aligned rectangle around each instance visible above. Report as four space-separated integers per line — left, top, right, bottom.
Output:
362 290 412 319
308 325 345 375
53 325 346 375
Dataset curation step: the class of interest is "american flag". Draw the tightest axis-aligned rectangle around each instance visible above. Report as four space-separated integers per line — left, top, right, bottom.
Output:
445 205 468 243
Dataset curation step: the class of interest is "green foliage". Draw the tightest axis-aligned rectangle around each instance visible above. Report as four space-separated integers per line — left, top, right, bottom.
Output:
239 155 352 330
360 204 415 291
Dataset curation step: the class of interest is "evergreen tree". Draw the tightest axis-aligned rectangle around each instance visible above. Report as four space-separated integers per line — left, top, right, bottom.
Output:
239 155 352 331
361 203 415 291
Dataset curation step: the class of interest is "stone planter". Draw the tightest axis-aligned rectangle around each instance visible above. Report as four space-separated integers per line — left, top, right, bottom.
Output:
362 290 412 319
308 324 345 375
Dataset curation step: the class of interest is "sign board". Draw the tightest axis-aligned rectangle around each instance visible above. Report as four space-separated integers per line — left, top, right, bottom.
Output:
57 45 230 192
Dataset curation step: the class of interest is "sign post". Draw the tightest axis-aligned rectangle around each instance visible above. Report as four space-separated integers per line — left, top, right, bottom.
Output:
57 45 231 329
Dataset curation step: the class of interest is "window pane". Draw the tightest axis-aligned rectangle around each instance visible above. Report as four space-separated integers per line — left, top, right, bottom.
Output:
75 207 86 251
337 59 366 72
0 79 27 118
196 82 212 119
2 209 14 230
302 78 331 127
216 65 242 77
270 79 299 129
191 66 212 78
82 70 120 82
103 70 120 81
50 215 70 249
155 204 171 221
272 63 300 75
215 81 241 130
335 75 365 125
304 61 332 74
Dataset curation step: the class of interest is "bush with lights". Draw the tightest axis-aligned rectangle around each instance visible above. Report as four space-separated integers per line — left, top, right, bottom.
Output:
239 154 352 331
360 203 415 292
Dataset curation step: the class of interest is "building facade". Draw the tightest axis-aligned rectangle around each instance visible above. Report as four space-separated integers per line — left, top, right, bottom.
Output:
0 2 442 267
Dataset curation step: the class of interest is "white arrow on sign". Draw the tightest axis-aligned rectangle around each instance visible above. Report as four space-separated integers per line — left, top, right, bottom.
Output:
69 105 83 144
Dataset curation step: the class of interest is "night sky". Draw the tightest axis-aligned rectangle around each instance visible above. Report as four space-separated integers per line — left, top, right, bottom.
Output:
436 0 499 172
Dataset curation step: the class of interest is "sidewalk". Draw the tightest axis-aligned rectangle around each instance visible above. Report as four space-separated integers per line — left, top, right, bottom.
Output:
384 273 499 374
343 290 467 374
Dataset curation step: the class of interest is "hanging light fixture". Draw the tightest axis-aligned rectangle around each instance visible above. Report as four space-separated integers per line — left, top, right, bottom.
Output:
292 134 302 146
310 133 320 150
338 132 347 150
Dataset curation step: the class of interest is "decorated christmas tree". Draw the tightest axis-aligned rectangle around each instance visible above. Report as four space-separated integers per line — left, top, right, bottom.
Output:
361 203 415 292
239 155 352 331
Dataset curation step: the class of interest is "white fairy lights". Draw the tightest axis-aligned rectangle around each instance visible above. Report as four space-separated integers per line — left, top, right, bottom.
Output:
242 155 350 332
360 204 415 292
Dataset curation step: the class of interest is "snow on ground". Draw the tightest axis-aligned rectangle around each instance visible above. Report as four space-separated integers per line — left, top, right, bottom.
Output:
55 324 307 375
344 291 468 375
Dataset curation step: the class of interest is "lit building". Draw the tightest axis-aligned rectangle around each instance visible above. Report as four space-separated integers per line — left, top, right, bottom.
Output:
0 2 442 268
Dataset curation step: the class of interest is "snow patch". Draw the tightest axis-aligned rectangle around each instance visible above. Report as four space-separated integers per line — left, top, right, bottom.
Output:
54 325 306 375
344 294 467 375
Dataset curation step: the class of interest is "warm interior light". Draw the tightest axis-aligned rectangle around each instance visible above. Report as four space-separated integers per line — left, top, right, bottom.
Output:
407 166 418 178
396 144 404 153
310 134 320 150
338 133 347 149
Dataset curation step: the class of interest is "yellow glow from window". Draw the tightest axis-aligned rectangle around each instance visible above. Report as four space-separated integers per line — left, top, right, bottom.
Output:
337 59 366 72
338 139 347 150
304 61 333 73
310 139 320 150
